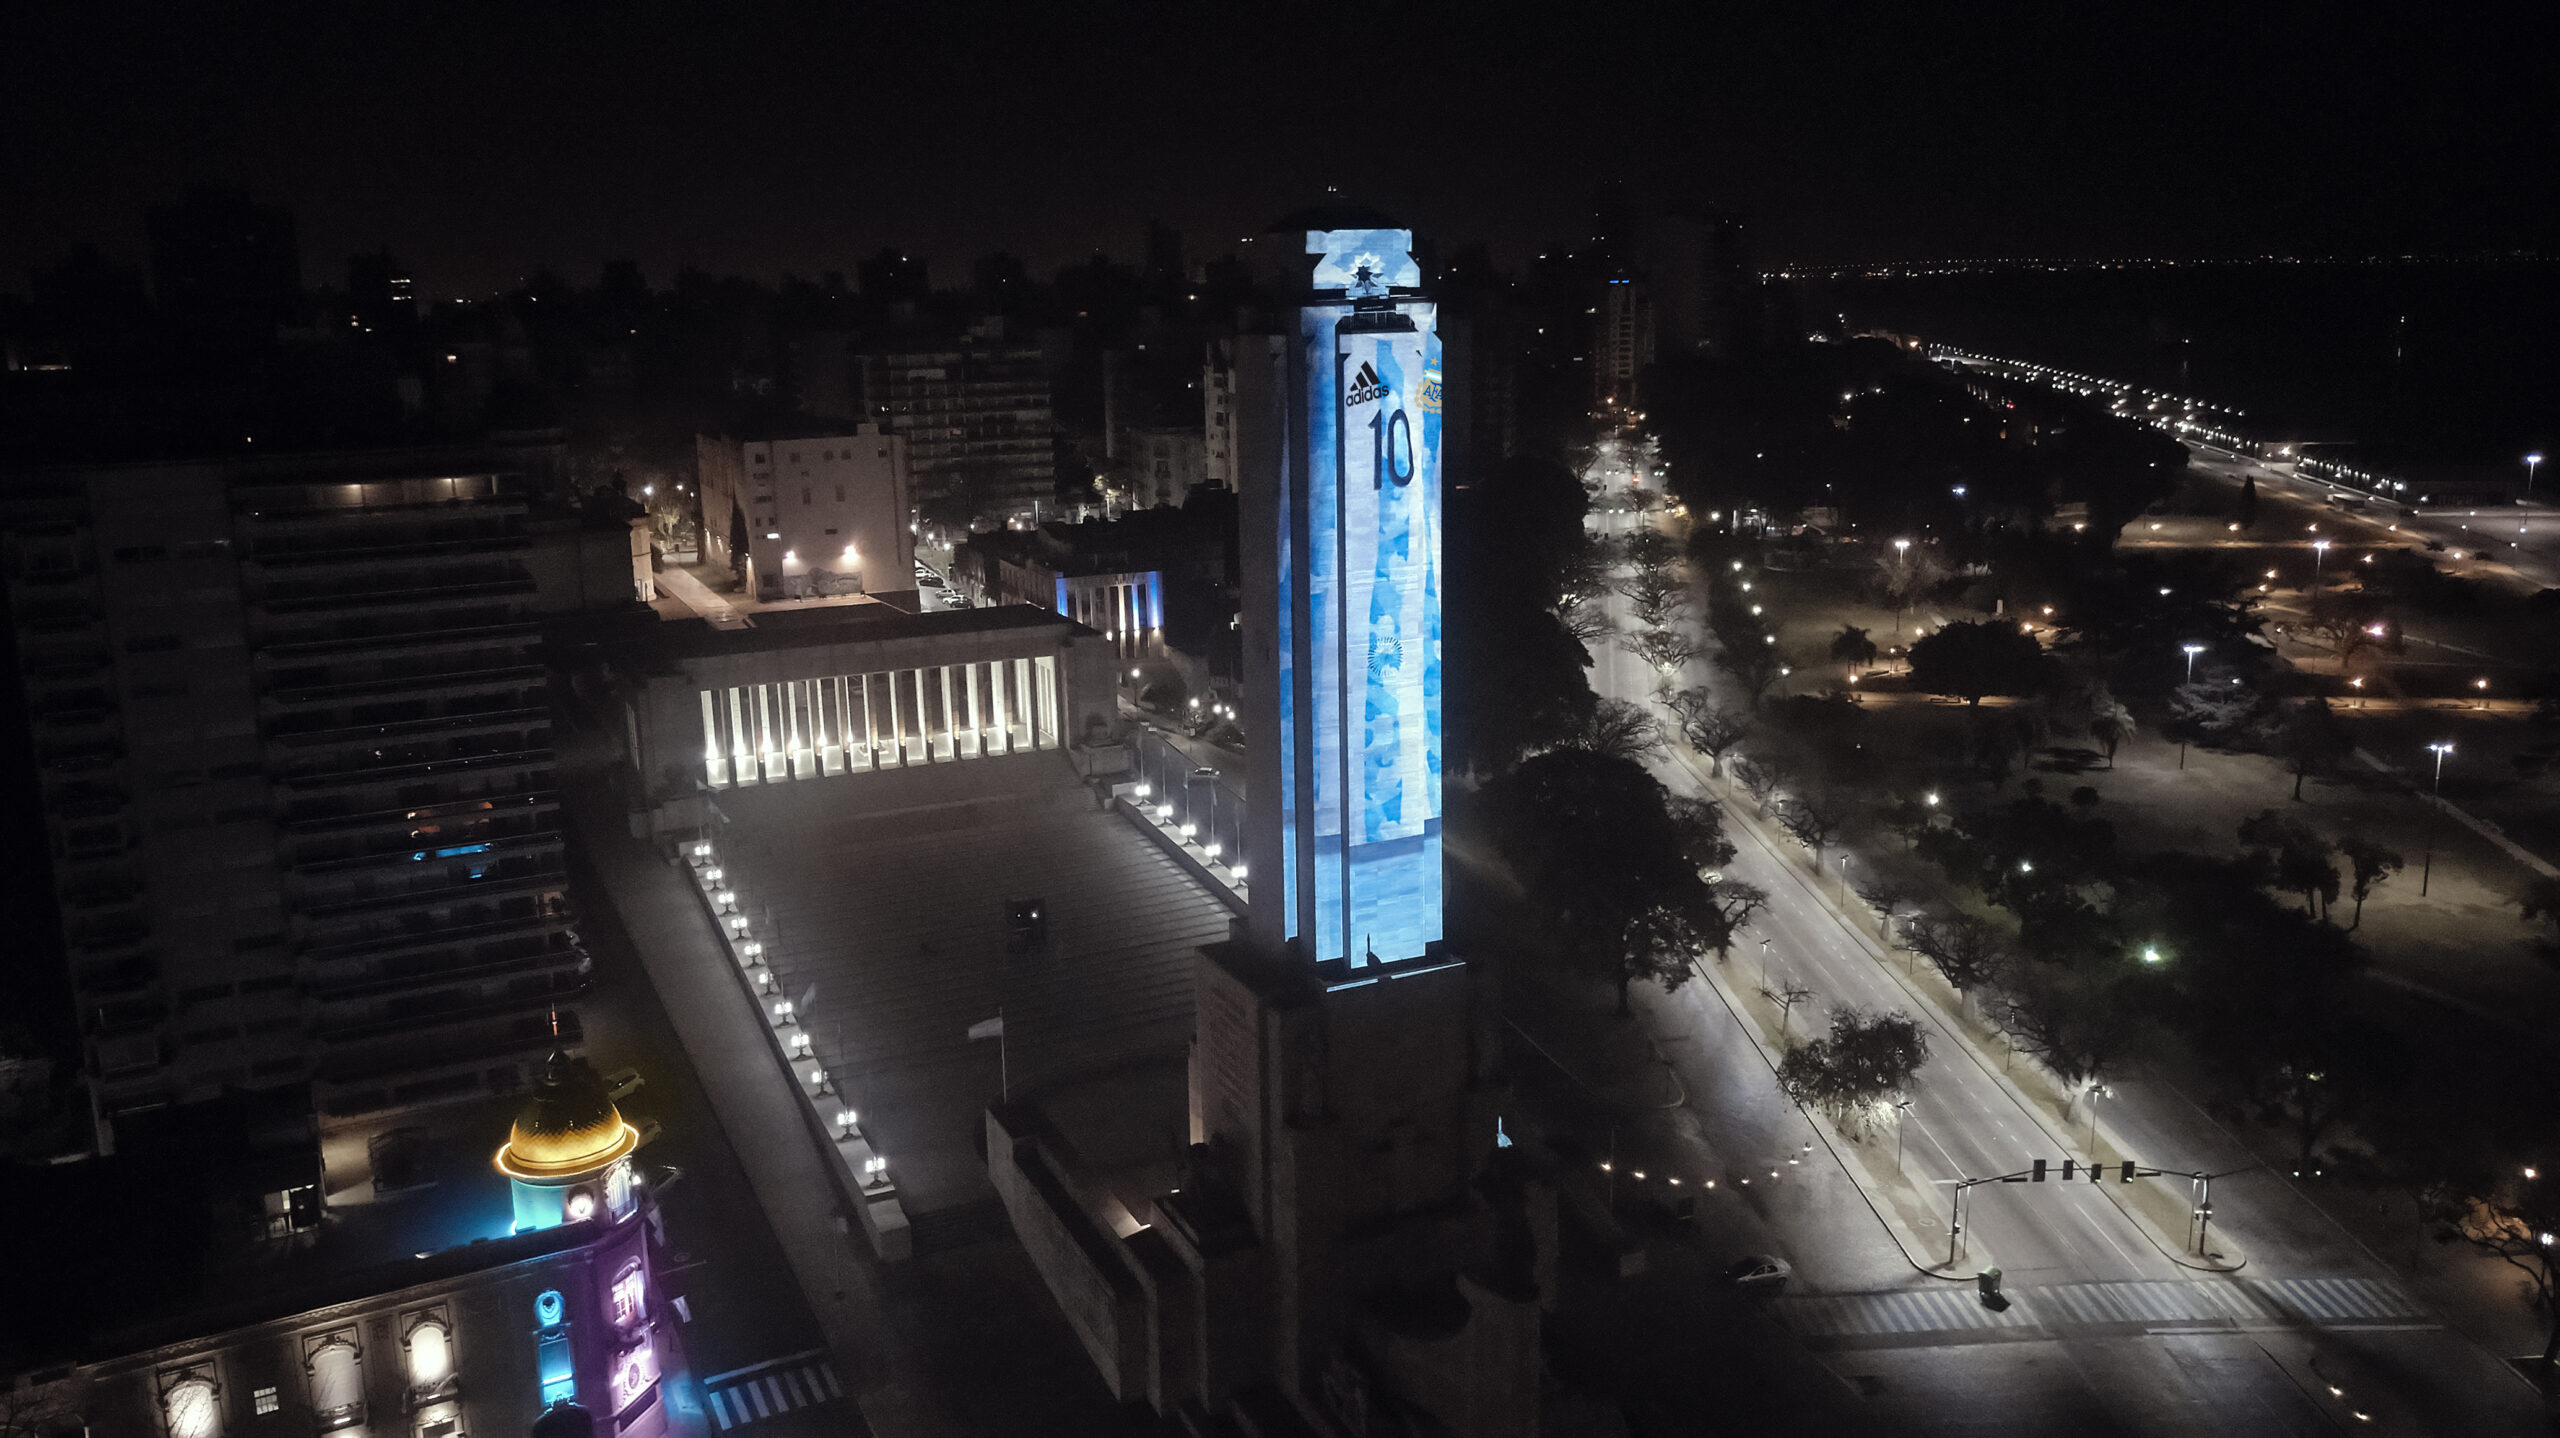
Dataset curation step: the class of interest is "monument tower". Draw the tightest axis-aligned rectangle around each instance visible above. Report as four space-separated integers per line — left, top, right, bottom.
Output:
990 221 1546 1438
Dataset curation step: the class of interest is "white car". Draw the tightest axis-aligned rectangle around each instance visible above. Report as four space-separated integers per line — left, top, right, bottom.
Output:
1724 1255 1792 1289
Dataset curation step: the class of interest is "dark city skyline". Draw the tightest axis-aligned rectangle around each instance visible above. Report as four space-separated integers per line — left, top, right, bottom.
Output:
6 4 2558 298
7 8 2560 1436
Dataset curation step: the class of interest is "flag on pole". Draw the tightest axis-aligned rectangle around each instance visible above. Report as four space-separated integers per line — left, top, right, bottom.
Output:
967 1016 1005 1041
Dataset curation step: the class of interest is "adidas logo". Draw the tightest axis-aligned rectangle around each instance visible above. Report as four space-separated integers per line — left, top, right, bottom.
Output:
1345 361 1389 407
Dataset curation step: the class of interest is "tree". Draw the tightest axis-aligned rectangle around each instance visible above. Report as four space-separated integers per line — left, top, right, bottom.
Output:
1852 875 1914 937
1884 795 1937 852
1448 606 1596 774
1666 794 1737 872
1624 627 1703 675
1619 566 1691 627
1902 913 2008 998
2337 834 2404 929
2086 688 2135 768
1621 526 1681 573
2279 698 2353 800
2522 875 2560 958
1494 749 1731 1013
2168 669 2273 751
1555 593 1615 647
1709 878 1770 948
2426 1162 2560 1365
1906 620 2049 706
1777 1008 1930 1138
1556 697 1665 764
2301 588 2393 670
1760 979 1817 1040
1665 689 1751 776
1828 624 1878 678
2239 810 2341 919
2236 473 2259 529
1991 960 2152 1093
1777 792 1848 871
1715 640 1785 708
1733 755 1785 818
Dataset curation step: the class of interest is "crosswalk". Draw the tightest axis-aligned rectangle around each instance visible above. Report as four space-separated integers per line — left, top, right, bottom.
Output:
1776 1274 2429 1342
703 1351 844 1431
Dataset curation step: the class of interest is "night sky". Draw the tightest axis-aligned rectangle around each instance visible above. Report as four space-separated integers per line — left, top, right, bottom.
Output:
6 3 2554 298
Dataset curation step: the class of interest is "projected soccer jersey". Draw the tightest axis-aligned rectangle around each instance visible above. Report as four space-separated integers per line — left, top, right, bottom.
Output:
1277 229 1444 966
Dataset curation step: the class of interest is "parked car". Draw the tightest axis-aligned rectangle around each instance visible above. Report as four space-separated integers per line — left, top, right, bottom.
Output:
1724 1255 1792 1289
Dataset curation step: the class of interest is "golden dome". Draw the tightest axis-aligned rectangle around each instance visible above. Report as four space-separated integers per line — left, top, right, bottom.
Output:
495 1051 638 1182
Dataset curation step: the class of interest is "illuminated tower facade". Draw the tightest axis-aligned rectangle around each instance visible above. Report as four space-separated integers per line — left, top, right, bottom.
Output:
1245 227 1445 968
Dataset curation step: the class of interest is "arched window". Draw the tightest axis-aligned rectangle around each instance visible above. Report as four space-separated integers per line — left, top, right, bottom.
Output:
306 1338 364 1428
405 1316 453 1390
162 1376 220 1438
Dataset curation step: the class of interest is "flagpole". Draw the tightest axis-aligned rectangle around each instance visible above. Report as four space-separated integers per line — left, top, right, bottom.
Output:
999 1006 1008 1100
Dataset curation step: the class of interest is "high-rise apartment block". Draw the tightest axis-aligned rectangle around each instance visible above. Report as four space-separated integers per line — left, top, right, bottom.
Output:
3 442 640 1144
860 321 1056 524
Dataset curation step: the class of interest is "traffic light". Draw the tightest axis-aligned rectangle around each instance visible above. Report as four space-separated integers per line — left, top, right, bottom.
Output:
2061 1159 2077 1181
2120 1161 2136 1183
2032 1159 2047 1182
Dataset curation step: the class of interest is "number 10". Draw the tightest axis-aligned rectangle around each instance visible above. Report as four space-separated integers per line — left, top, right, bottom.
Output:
1368 408 1414 490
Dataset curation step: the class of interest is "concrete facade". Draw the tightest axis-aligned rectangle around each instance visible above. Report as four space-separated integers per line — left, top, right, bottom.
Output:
695 428 914 602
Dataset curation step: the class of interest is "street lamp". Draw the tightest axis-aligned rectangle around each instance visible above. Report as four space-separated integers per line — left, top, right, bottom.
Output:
2421 741 2454 896
2312 538 2331 585
2474 677 2490 711
2527 452 2543 497
2181 643 2205 683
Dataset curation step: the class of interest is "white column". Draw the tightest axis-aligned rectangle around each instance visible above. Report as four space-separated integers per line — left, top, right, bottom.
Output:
885 672 903 768
937 666 958 761
728 687 755 786
963 661 983 759
700 690 726 788
817 676 842 776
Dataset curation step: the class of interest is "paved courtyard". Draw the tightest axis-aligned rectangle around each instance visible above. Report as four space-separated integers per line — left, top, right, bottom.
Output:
714 785 1232 1215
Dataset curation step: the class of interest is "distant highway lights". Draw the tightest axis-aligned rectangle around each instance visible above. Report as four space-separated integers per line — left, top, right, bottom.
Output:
2421 741 2455 896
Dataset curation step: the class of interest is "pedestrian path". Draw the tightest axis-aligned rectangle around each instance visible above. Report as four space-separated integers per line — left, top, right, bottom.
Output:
703 1350 846 1430
1777 1274 2429 1343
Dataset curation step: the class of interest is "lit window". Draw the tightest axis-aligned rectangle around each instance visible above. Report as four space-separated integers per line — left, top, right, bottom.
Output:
407 1320 452 1389
611 1262 646 1328
165 1378 221 1438
254 1385 281 1415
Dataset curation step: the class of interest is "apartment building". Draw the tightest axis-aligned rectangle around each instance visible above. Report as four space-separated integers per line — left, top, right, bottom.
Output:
2 442 628 1143
859 321 1056 523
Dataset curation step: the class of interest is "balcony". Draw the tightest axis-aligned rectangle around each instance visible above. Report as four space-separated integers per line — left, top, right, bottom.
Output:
262 663 545 711
292 863 564 922
280 790 556 838
254 619 538 665
273 706 549 755
303 935 583 1001
250 577 535 619
286 816 563 874
299 908 573 966
313 969 591 1045
275 746 556 797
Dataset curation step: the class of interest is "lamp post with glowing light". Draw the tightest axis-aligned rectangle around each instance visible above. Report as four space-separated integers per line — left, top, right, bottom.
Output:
1891 537 1912 641
2311 538 2331 586
2421 741 2454 896
2527 452 2543 498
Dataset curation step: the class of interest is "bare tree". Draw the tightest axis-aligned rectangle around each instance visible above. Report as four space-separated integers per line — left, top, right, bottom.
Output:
1716 641 1785 708
1624 627 1703 674
1902 913 2008 998
2337 834 2404 930
1760 979 1817 1041
1733 754 1786 818
1777 793 1849 871
1709 878 1770 953
1556 697 1665 764
1555 593 1615 647
1666 689 1752 776
1852 874 1914 938
1619 566 1692 627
